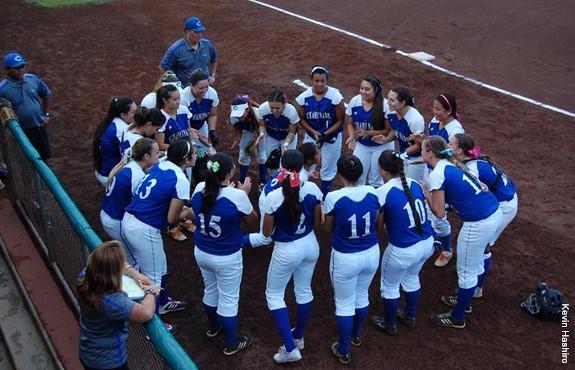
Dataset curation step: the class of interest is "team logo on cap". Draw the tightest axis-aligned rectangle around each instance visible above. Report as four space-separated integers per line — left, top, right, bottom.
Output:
14 55 23 62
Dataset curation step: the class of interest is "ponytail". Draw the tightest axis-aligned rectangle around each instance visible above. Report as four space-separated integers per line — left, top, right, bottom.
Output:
93 97 134 171
201 153 234 214
106 138 155 190
278 150 304 225
363 74 385 130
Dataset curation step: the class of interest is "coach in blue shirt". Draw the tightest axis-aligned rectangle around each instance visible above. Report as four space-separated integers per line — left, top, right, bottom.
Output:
0 52 52 159
159 16 218 86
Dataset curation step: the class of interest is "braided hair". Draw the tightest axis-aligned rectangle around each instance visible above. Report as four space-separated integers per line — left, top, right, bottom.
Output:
378 150 422 234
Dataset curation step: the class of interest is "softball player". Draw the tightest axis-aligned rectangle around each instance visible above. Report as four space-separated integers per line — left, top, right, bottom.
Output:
410 93 465 268
344 74 393 187
256 90 300 177
121 139 195 315
93 97 136 186
190 153 258 356
122 107 165 156
155 84 193 152
371 151 434 336
100 138 160 266
294 65 344 196
261 150 323 364
227 94 266 185
450 133 518 297
180 69 219 149
323 154 380 365
386 86 426 182
298 142 320 182
421 136 502 328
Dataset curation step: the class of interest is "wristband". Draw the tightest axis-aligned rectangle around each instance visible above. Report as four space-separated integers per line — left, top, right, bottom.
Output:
144 288 158 297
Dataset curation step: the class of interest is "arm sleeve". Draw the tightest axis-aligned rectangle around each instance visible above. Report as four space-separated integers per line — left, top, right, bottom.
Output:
428 166 446 191
285 104 300 124
322 192 336 215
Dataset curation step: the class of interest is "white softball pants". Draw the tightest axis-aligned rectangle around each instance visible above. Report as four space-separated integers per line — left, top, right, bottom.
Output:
330 244 380 316
353 142 393 187
266 232 319 311
238 130 266 166
403 156 426 183
248 191 273 247
302 132 342 182
121 212 166 286
263 134 298 174
194 247 243 317
489 194 518 246
457 209 502 289
100 210 138 268
380 236 434 299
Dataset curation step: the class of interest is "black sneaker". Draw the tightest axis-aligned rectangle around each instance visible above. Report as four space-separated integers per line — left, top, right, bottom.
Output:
396 309 416 328
441 295 472 314
330 341 351 365
431 312 466 329
350 336 362 347
223 335 253 356
206 325 222 338
371 316 398 336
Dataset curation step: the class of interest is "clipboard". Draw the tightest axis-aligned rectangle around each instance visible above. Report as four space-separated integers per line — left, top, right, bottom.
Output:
122 275 145 300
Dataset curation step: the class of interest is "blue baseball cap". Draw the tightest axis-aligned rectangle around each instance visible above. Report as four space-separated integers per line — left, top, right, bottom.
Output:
4 52 26 68
184 17 206 32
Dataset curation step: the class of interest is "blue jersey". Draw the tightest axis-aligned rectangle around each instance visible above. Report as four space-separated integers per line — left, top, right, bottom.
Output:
387 106 425 156
180 86 219 130
191 184 253 256
98 117 129 176
126 160 190 230
159 106 192 144
295 86 343 138
323 186 380 253
257 102 299 141
101 161 146 220
263 182 322 242
376 178 433 248
345 95 389 147
428 118 464 142
429 160 499 222
465 159 516 202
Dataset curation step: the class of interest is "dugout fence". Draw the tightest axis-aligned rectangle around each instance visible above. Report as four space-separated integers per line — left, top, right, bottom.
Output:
0 100 197 370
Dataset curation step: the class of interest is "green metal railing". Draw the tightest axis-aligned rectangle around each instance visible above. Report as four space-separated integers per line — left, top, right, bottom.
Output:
0 102 197 370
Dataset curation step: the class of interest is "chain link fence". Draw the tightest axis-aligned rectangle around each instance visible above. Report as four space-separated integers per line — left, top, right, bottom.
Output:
0 103 196 370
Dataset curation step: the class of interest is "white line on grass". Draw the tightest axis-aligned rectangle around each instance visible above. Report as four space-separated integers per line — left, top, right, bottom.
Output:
249 0 575 119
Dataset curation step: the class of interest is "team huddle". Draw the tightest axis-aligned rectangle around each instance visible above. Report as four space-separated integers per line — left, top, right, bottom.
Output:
92 16 518 366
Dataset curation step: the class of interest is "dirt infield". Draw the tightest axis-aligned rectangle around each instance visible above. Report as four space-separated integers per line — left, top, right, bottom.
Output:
1 0 573 368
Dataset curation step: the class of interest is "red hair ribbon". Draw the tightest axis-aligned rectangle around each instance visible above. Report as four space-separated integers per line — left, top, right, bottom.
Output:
466 145 481 159
276 168 299 188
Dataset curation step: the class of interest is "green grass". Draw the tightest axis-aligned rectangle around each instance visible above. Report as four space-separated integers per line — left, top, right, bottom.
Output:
26 0 112 7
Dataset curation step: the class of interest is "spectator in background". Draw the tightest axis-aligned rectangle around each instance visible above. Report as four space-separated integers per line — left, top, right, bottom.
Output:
77 241 159 370
0 52 52 160
159 16 217 86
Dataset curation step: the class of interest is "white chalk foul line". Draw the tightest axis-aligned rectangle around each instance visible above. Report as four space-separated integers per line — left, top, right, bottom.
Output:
249 0 575 119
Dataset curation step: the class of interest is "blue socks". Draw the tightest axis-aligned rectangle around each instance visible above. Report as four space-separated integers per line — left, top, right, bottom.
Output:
271 308 295 352
239 165 249 183
439 234 452 253
404 290 420 318
383 298 400 326
477 252 492 288
335 315 353 356
292 302 312 339
203 304 218 329
320 180 332 198
219 315 238 348
452 287 475 321
351 306 369 338
258 164 268 185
